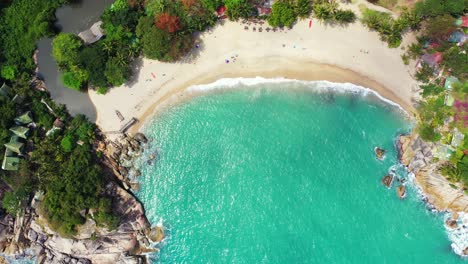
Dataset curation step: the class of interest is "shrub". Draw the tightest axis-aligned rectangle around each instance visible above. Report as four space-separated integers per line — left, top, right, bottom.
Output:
334 10 356 24
52 33 83 68
61 134 75 152
1 65 16 80
419 124 441 142
268 0 297 27
62 71 85 91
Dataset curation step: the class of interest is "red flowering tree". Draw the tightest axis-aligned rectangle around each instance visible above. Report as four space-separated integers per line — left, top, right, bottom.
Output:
155 13 181 33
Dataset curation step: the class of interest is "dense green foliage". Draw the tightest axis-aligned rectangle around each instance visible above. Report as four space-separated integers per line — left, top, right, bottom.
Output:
401 0 468 186
313 0 356 24
225 0 253 20
0 0 117 235
267 0 356 28
268 0 297 27
414 0 466 18
0 0 68 75
361 7 421 48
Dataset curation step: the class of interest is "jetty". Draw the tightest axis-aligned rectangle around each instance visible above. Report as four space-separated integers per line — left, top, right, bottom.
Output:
119 118 138 133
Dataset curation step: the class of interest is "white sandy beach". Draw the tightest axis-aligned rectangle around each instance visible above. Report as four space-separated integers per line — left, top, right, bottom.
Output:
88 2 419 134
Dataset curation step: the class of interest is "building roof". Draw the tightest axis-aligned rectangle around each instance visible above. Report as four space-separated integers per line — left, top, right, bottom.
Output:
444 76 460 90
4 142 24 154
445 93 455 106
448 31 465 43
421 52 443 69
257 7 272 15
2 155 19 171
455 16 468 28
14 111 33 125
4 136 24 154
451 129 465 148
0 83 12 98
78 21 105 44
9 126 30 139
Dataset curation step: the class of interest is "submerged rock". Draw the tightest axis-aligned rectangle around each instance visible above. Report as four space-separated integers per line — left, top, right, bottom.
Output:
374 147 386 160
381 175 393 188
397 185 406 199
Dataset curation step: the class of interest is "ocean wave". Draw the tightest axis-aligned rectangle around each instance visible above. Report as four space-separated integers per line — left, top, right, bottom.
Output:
186 77 409 116
445 212 468 258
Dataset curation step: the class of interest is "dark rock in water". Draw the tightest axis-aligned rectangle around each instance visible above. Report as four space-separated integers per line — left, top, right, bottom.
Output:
134 170 141 177
463 247 468 256
381 175 393 188
134 133 148 144
445 219 458 229
397 185 406 199
374 147 386 160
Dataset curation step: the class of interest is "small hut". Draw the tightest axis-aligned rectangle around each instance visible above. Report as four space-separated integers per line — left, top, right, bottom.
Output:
4 136 24 154
2 152 19 171
455 16 468 28
14 111 33 125
9 126 30 139
419 52 443 69
444 76 461 90
78 21 105 44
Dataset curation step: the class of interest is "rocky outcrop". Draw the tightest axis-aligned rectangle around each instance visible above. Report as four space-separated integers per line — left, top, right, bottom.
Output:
101 133 151 192
381 175 393 188
24 181 155 264
397 185 406 199
374 147 385 160
398 133 468 212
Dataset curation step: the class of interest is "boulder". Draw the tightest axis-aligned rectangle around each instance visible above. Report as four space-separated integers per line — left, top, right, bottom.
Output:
381 175 393 188
374 147 385 160
463 247 468 256
147 226 165 243
134 133 148 144
445 219 458 229
397 185 406 199
134 170 141 177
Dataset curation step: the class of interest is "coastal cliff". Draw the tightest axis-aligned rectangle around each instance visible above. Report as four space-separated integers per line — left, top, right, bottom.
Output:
399 133 468 257
0 133 161 263
398 133 468 212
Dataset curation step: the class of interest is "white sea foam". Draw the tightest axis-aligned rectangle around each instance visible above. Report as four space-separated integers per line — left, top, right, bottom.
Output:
445 212 468 258
186 77 409 115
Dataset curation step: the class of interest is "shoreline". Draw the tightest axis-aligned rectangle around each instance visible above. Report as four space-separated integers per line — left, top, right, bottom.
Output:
129 61 417 134
89 19 419 135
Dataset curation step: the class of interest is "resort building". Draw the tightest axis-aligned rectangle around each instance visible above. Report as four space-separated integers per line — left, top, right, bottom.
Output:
78 21 105 44
0 83 12 98
1 112 34 171
14 111 33 126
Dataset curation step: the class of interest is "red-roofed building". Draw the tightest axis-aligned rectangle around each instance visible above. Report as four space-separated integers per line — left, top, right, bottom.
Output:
257 7 272 15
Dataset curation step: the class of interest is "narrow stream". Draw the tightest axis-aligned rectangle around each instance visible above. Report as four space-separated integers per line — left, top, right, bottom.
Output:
36 0 114 121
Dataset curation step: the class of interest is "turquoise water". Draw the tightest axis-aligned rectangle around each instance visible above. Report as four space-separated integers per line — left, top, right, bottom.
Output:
136 81 464 263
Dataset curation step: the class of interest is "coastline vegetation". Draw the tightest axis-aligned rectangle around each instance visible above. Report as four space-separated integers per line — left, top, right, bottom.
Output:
0 0 467 237
0 0 118 235
396 0 468 187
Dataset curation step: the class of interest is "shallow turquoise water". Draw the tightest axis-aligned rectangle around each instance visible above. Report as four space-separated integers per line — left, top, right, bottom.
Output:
136 81 464 263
